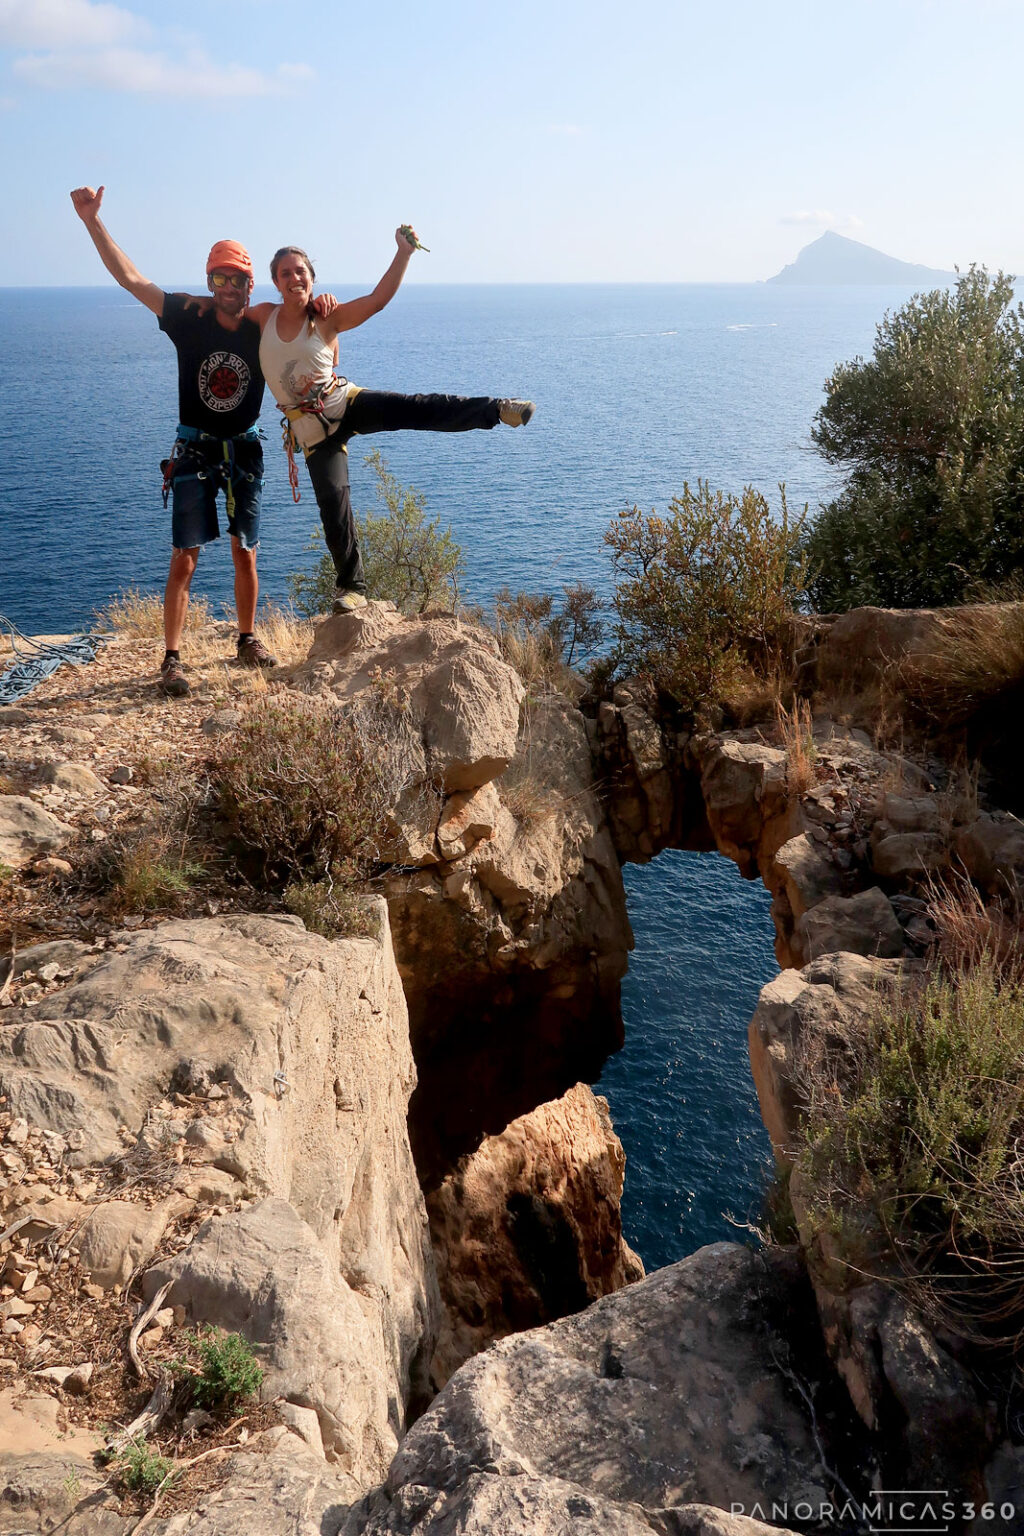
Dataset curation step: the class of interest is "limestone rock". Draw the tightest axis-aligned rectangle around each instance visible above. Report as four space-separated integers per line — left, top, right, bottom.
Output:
151 1435 358 1535
0 909 438 1453
0 796 72 869
770 833 845 924
436 783 501 861
693 739 788 877
378 1245 830 1523
38 761 105 797
295 605 525 793
807 605 948 694
871 831 947 880
794 887 904 965
879 791 941 835
428 1084 642 1385
74 1196 192 1290
955 813 1024 896
877 1295 993 1488
387 692 632 1180
147 1199 398 1481
748 951 905 1152
358 1472 662 1535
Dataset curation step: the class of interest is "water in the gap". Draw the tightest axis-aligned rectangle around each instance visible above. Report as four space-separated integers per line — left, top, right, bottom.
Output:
597 850 778 1272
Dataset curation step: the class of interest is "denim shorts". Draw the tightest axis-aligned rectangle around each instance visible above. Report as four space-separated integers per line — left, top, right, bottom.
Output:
169 434 264 552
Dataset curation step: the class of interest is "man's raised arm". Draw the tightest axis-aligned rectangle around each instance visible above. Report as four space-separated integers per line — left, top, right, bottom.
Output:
70 186 164 317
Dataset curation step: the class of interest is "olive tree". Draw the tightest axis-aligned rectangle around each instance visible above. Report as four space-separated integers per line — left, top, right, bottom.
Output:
805 267 1024 610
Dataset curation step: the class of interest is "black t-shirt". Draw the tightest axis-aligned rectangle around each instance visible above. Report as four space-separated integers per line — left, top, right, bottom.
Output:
157 293 265 437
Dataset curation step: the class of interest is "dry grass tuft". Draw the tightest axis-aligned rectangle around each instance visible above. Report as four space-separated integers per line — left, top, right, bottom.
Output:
96 588 211 639
925 870 1024 982
499 766 560 827
774 695 818 796
254 602 314 666
901 603 1024 727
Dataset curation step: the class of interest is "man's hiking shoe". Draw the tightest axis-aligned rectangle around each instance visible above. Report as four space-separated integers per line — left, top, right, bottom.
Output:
497 399 535 428
158 656 190 698
237 634 277 669
332 589 369 615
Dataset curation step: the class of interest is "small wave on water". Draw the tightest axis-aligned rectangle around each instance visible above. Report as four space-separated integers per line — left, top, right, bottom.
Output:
726 322 780 332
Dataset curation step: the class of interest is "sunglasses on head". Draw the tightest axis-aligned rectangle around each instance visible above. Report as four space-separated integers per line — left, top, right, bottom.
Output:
209 271 249 290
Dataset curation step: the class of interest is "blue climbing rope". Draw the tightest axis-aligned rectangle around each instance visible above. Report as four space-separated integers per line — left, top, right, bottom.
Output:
0 614 106 707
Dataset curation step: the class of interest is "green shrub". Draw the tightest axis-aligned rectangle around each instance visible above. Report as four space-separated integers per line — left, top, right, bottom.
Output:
213 692 408 885
289 449 465 616
796 955 1024 1343
174 1327 263 1411
483 583 603 690
283 874 379 939
806 267 1024 609
604 481 808 713
112 1435 173 1495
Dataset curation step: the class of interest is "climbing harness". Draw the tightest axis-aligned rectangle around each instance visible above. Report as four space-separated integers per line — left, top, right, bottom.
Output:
277 376 356 503
0 614 105 707
163 423 262 517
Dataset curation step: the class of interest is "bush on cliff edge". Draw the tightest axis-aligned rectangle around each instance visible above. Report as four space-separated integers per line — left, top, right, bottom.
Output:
796 951 1024 1348
604 481 809 715
805 266 1024 610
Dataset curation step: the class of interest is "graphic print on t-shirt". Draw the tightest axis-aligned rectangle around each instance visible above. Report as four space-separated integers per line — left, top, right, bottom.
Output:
198 351 251 413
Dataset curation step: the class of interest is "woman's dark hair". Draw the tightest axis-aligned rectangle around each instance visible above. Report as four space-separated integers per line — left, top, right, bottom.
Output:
270 246 316 283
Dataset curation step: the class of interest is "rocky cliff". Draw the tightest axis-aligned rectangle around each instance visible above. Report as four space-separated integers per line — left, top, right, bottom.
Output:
1 600 1022 1532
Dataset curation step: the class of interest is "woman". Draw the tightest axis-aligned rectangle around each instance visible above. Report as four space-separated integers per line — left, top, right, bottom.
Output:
250 229 535 613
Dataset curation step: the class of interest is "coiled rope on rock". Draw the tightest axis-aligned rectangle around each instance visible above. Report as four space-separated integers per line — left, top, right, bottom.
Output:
0 614 105 706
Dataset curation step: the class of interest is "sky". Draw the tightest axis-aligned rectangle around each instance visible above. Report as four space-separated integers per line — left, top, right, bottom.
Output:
0 0 1021 287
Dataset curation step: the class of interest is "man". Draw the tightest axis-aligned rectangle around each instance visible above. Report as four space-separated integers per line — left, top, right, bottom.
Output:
70 184 278 697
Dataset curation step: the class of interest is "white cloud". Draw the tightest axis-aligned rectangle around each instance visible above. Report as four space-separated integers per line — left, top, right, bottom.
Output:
548 122 585 136
13 45 315 96
0 0 144 48
781 209 864 231
2 0 313 97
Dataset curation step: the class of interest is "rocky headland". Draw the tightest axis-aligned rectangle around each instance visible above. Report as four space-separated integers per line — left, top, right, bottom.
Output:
0 601 1022 1533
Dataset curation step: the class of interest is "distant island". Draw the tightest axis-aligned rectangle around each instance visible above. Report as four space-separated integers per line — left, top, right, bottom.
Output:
767 230 956 286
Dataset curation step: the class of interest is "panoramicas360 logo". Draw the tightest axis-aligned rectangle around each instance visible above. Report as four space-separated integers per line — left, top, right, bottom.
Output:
731 1491 1018 1532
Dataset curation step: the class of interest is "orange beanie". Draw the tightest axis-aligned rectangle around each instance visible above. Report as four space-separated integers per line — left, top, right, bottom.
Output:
206 239 254 277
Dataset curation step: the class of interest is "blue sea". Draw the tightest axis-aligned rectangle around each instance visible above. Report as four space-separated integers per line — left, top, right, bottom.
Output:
0 280 916 1270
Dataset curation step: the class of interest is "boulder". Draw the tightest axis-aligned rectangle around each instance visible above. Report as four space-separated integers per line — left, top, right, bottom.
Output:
38 761 105 797
74 1194 192 1290
375 1245 831 1526
794 887 905 965
955 813 1024 896
693 739 789 877
769 834 845 925
878 791 941 835
748 951 905 1153
871 831 947 880
807 606 948 694
147 1199 398 1480
0 796 72 869
0 909 439 1451
356 1477 799 1536
427 1084 642 1385
294 605 525 794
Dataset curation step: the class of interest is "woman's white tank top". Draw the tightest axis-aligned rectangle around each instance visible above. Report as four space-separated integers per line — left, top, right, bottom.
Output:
259 311 360 448
259 311 338 408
